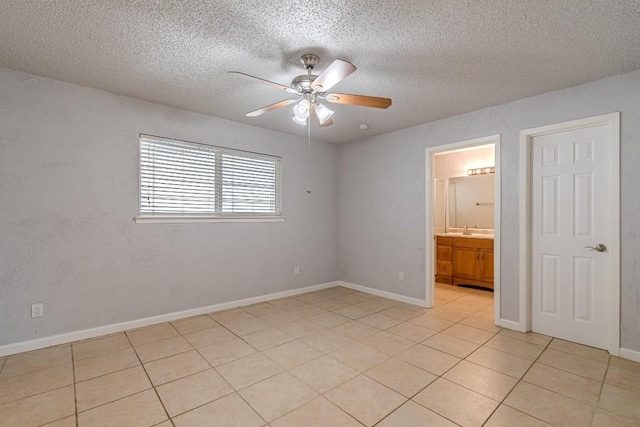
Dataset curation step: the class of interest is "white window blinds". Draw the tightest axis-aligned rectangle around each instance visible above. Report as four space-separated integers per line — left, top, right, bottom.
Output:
139 135 282 216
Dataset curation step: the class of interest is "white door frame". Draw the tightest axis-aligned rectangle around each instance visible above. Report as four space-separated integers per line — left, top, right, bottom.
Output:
518 112 620 355
425 135 501 326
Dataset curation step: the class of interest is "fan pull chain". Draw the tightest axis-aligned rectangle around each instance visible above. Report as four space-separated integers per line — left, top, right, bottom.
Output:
307 119 311 194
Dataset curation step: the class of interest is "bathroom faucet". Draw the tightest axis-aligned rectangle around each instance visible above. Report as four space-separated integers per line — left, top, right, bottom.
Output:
463 225 472 235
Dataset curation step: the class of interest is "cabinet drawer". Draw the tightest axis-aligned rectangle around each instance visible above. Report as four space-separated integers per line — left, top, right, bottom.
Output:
437 236 453 246
436 275 453 285
437 260 453 276
437 245 453 261
452 237 494 249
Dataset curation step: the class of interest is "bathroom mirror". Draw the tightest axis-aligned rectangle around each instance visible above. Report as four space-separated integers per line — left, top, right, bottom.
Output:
448 174 494 229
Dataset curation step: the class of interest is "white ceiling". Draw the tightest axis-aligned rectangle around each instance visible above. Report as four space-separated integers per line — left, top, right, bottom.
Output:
1 1 639 143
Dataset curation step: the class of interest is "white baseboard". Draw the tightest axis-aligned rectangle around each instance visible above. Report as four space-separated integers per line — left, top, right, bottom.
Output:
498 318 525 332
338 281 428 307
619 347 640 363
0 281 339 357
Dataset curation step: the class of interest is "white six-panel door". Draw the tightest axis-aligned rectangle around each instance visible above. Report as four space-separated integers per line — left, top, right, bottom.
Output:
531 124 611 349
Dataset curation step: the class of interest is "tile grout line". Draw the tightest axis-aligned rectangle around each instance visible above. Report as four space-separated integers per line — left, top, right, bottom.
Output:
513 340 608 411
176 308 271 426
71 345 79 427
369 288 543 426
369 290 497 426
476 334 556 426
181 297 378 426
590 352 612 426
123 324 179 426
370 322 492 425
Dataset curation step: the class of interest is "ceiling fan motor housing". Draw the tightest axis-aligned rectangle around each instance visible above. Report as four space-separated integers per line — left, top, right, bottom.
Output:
291 74 319 93
300 54 320 69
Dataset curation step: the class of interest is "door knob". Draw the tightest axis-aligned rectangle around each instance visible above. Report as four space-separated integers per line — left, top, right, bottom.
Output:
585 244 607 252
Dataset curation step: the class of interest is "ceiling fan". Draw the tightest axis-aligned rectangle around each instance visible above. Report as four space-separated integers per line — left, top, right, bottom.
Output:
229 54 392 127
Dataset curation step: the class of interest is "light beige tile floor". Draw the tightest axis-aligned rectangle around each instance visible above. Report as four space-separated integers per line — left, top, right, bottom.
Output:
1 283 640 426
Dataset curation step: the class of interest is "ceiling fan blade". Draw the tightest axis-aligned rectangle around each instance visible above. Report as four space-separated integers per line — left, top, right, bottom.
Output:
325 93 392 109
229 71 298 94
245 99 298 117
311 59 357 92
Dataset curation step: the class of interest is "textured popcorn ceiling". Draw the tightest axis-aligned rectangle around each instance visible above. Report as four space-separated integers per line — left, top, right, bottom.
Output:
1 1 639 143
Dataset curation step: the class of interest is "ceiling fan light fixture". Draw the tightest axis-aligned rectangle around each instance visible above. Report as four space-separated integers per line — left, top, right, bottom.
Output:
314 102 334 125
293 99 310 119
292 115 307 126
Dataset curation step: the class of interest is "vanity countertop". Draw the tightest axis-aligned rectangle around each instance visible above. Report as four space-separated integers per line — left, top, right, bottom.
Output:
437 233 494 240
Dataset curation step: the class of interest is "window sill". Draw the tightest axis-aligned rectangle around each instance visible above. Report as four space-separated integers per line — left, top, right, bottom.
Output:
134 215 285 224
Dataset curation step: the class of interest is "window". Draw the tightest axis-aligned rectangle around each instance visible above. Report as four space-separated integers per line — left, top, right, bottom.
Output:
137 135 282 222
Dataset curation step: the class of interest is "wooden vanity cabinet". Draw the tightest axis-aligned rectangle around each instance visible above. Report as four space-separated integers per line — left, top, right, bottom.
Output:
435 236 453 284
436 235 494 289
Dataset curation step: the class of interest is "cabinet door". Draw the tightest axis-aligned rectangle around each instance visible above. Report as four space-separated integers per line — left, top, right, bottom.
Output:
481 250 494 282
453 247 480 280
437 260 452 276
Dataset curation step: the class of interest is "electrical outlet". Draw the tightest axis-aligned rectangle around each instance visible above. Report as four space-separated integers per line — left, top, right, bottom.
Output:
31 303 43 318
294 266 300 275
399 271 405 281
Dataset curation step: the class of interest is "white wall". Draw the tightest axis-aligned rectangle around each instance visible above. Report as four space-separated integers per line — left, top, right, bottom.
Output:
338 69 640 352
0 68 339 347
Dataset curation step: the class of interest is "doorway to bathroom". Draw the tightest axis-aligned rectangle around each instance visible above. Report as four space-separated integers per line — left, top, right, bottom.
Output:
425 135 501 326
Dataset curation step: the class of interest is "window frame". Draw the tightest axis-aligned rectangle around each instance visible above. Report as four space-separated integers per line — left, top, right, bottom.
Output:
134 134 284 224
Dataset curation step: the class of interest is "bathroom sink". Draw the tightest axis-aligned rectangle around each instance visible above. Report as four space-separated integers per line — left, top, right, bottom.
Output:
438 232 494 239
